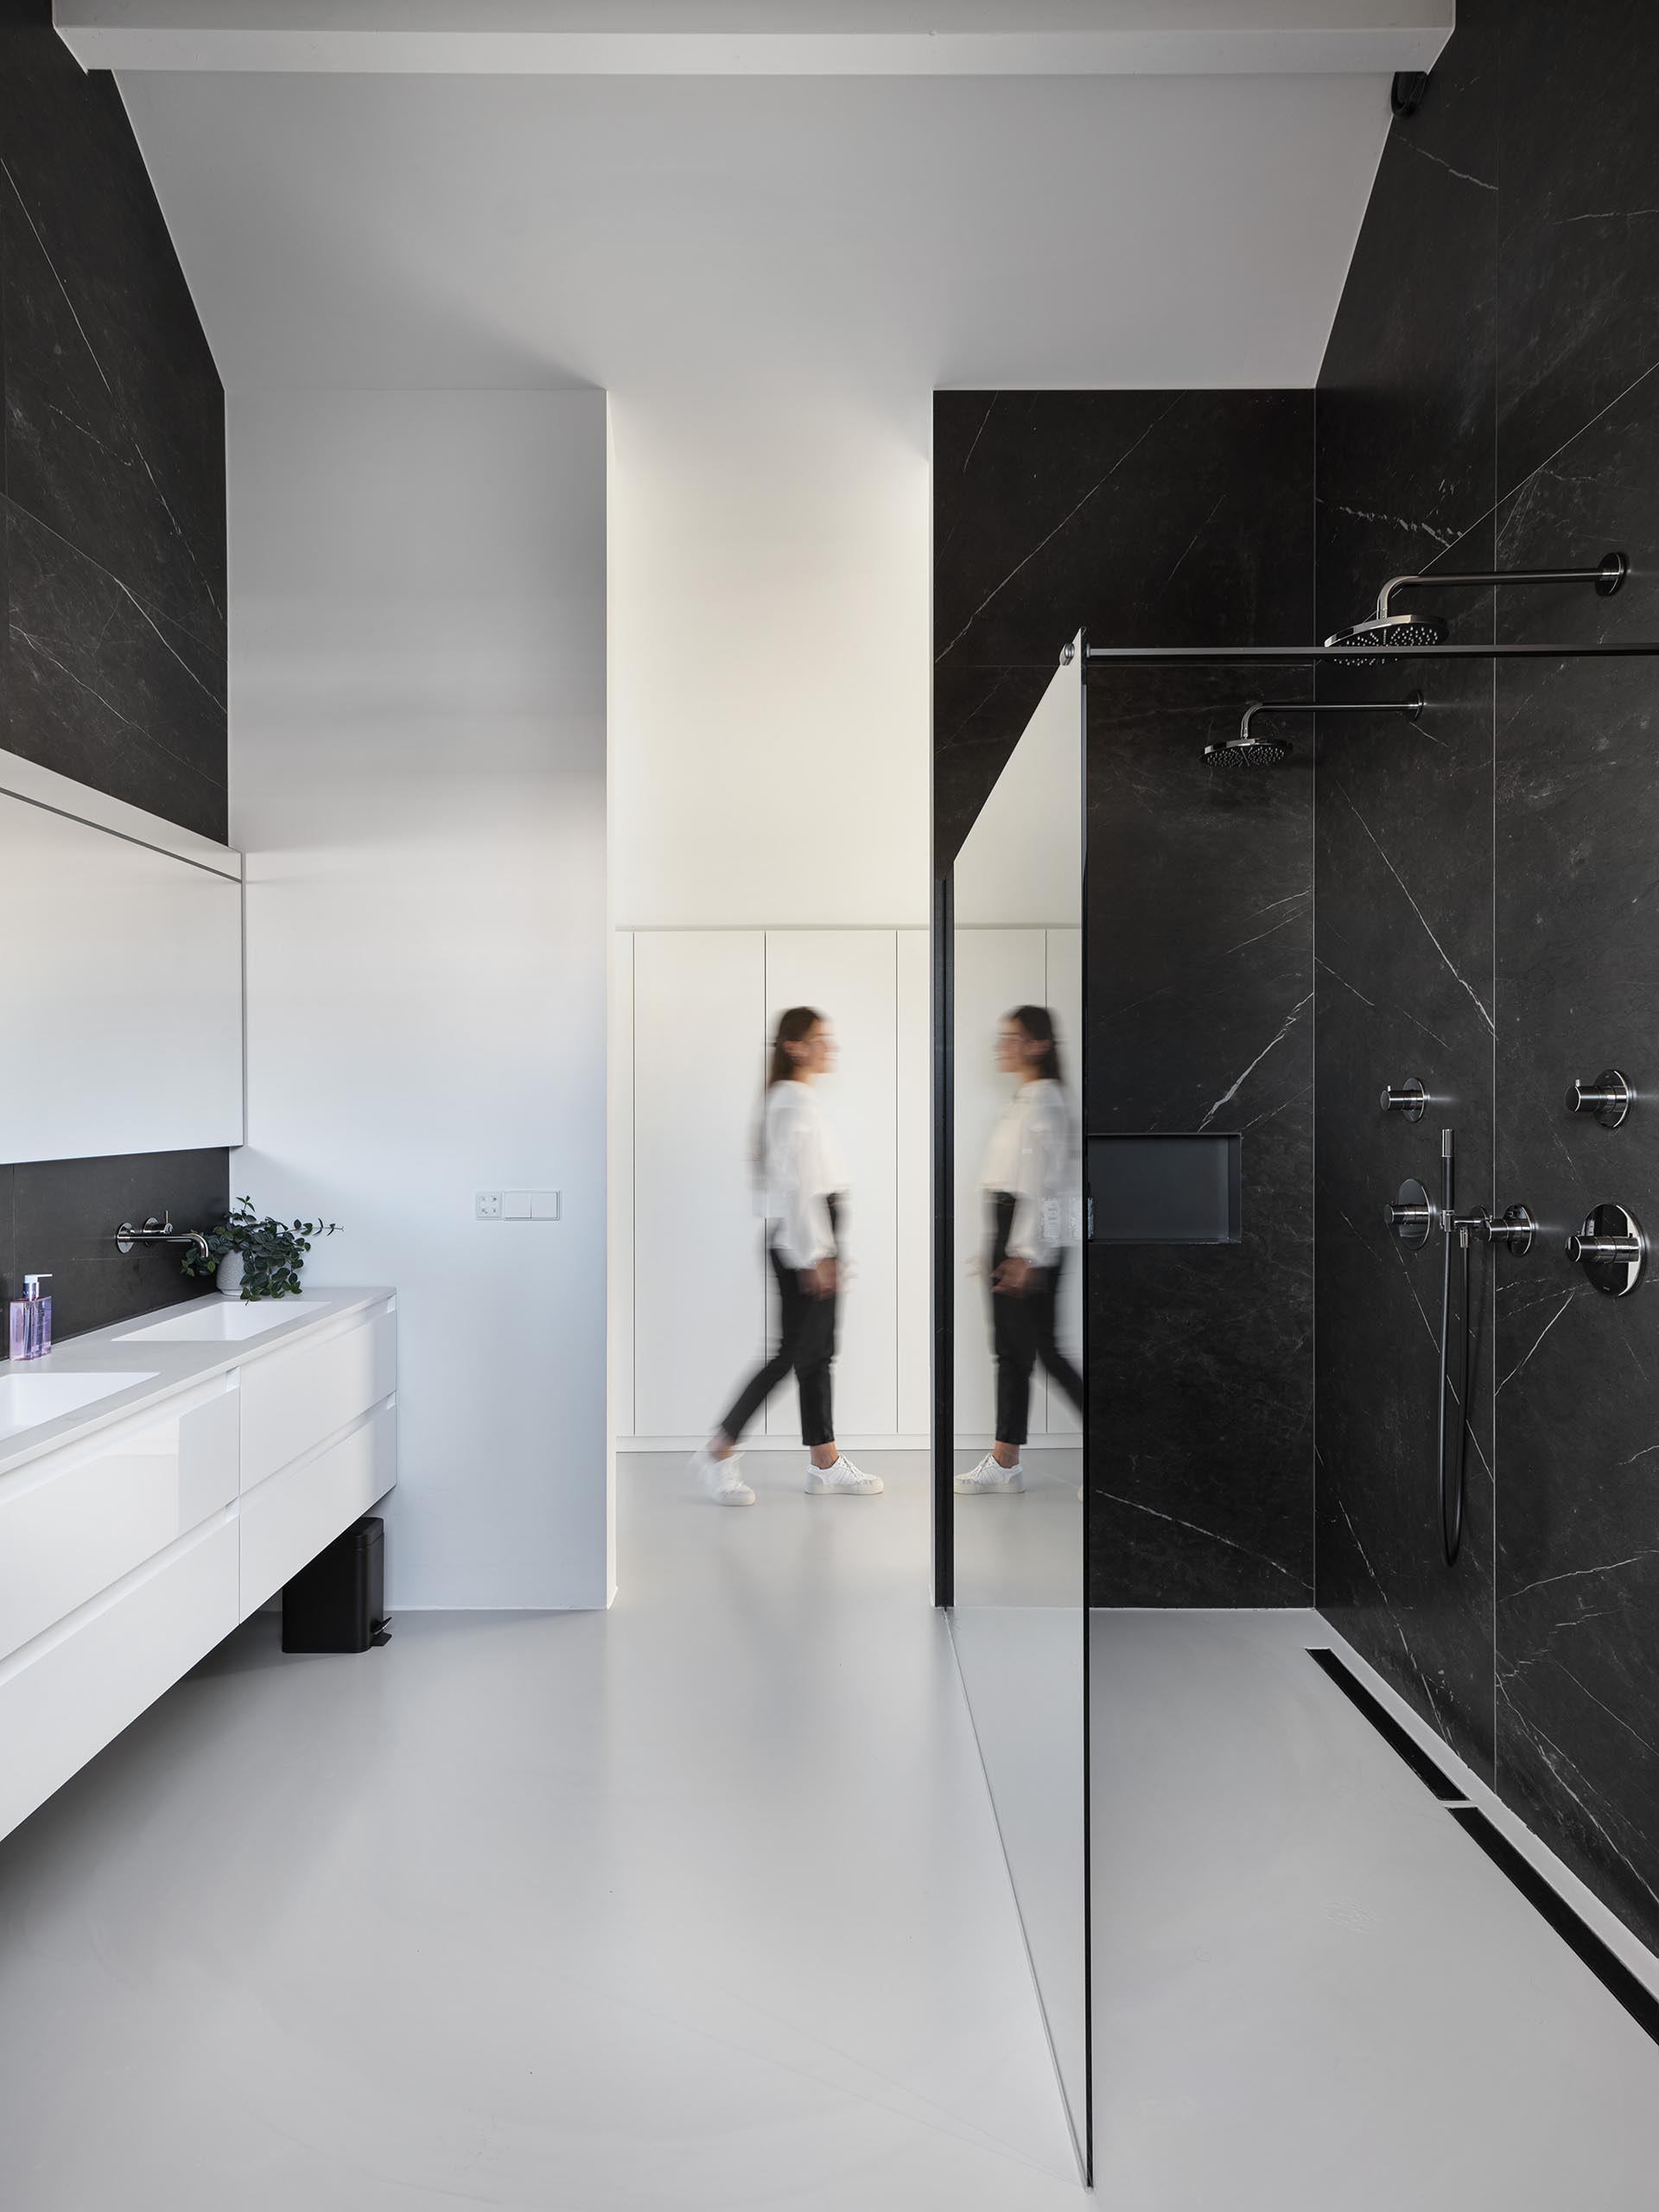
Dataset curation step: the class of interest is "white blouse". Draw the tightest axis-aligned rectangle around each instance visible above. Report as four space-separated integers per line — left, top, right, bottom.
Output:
979 1077 1077 1267
756 1080 849 1269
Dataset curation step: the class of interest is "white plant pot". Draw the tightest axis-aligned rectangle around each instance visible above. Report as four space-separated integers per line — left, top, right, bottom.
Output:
216 1251 245 1298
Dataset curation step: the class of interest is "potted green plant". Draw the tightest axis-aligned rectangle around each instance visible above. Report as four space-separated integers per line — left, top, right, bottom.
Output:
179 1196 340 1300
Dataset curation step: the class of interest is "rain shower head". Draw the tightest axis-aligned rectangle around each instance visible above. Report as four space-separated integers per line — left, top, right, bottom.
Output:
1325 611 1445 664
1326 552 1624 664
1205 729 1293 767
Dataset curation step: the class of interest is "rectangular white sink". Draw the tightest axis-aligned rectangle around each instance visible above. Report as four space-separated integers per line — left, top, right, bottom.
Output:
117 1299 330 1344
0 1370 157 1442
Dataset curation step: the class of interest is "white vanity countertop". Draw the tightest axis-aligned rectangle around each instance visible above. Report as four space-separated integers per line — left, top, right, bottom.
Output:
0 1287 395 1479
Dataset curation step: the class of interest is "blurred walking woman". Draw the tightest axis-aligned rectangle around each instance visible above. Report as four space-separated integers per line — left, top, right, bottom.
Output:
957 1005 1084 1495
691 1007 884 1507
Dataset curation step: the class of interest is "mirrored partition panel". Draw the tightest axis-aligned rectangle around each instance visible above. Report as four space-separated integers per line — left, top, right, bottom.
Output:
943 641 1089 2174
0 762 244 1164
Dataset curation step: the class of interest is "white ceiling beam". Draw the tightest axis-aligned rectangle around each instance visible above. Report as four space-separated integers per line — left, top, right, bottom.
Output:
54 2 1453 77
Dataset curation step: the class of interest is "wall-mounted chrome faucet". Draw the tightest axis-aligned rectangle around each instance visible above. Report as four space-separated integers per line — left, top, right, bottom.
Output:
1381 1077 1427 1122
1565 1069 1635 1128
114 1215 213 1265
1384 1128 1535 1566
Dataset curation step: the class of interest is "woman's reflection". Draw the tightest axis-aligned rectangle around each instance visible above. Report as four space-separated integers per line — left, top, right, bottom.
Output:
957 1005 1084 1496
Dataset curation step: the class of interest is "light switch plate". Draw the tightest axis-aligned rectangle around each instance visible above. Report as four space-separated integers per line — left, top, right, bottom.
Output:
479 1189 560 1221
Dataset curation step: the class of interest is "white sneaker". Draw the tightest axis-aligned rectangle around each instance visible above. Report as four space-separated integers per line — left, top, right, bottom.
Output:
690 1444 754 1507
804 1453 884 1496
954 1452 1024 1494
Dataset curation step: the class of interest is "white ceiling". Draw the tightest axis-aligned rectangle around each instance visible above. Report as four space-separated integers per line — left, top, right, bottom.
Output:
117 60 1402 395
66 2 1452 75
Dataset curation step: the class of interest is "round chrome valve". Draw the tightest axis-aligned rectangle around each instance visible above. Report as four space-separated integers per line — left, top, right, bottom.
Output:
1567 1202 1646 1296
1565 1069 1634 1129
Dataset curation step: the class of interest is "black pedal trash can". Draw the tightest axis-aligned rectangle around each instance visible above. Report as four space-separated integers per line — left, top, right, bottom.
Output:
283 1516 391 1653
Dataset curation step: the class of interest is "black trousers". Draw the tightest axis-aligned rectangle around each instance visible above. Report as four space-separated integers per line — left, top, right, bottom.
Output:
719 1197 841 1447
988 1191 1085 1448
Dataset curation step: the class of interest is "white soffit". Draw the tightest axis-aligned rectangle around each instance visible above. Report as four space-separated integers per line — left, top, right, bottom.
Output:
56 2 1452 77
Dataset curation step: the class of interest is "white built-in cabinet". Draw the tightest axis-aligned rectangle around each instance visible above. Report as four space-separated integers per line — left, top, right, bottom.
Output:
617 929 931 1445
617 924 1079 1447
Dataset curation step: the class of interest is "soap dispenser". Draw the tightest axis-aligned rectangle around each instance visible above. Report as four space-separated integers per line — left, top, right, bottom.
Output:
8 1273 52 1361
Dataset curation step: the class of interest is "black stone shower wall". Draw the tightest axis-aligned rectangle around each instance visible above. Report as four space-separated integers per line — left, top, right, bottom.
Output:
0 5 228 1335
934 391 1316 1605
1315 0 1659 1949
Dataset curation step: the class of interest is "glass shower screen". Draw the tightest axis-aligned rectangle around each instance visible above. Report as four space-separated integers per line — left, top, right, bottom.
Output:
944 639 1089 2176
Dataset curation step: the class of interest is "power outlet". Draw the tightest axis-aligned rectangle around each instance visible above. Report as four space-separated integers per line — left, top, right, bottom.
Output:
475 1192 503 1219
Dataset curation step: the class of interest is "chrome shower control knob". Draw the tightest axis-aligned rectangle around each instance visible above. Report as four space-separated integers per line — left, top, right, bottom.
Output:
1565 1069 1634 1128
1567 1202 1646 1296
1492 1204 1535 1255
1381 1078 1427 1122
1386 1178 1433 1249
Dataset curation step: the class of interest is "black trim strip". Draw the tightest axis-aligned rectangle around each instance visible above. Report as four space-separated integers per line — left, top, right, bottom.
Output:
1306 1648 1466 1802
1448 1808 1659 2044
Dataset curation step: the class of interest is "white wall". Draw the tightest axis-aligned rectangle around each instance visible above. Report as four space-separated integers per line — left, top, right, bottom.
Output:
230 389 608 1610
607 391 931 932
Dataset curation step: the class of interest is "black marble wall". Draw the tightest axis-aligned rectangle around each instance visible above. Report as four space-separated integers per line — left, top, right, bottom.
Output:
0 4 227 1337
935 391 1316 1605
1315 0 1659 1948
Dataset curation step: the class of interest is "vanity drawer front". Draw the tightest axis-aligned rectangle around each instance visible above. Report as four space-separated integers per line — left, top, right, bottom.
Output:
0 1514 238 1846
239 1302 396 1491
239 1399 396 1620
0 1381 238 1667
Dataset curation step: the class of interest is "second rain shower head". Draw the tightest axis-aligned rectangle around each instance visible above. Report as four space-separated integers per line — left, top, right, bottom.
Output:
1205 693 1424 767
1205 727 1293 768
1326 551 1625 665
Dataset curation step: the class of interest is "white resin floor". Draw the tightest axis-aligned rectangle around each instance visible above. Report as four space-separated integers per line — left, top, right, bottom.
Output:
0 1450 1080 2210
8 1456 1659 2209
1089 1609 1659 2209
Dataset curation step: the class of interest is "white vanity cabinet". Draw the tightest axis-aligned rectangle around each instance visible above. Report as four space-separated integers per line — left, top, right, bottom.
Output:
238 1301 397 1618
0 1290 396 1846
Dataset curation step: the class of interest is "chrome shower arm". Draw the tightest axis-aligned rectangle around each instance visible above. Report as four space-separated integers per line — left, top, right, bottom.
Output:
1374 553 1626 620
1237 694 1422 741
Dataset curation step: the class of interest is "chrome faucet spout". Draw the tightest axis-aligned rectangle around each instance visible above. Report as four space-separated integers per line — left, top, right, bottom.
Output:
114 1217 213 1263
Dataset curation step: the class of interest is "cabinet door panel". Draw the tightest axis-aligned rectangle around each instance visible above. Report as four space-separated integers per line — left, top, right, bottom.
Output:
632 932 766 1436
240 1304 397 1491
239 1401 397 1620
0 1517 238 1846
0 1380 238 1666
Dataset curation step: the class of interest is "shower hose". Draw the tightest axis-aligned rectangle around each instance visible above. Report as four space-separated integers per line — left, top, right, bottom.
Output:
1437 1218 1469 1568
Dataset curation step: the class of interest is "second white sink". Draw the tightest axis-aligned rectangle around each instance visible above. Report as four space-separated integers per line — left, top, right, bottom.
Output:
118 1299 330 1345
0 1370 158 1442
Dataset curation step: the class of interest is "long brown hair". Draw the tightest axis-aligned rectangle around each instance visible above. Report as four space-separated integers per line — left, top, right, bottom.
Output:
1008 1004 1063 1084
767 1006 823 1087
754 1006 824 1173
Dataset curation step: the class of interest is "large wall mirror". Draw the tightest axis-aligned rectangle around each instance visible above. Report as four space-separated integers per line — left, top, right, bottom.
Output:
0 754 244 1164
